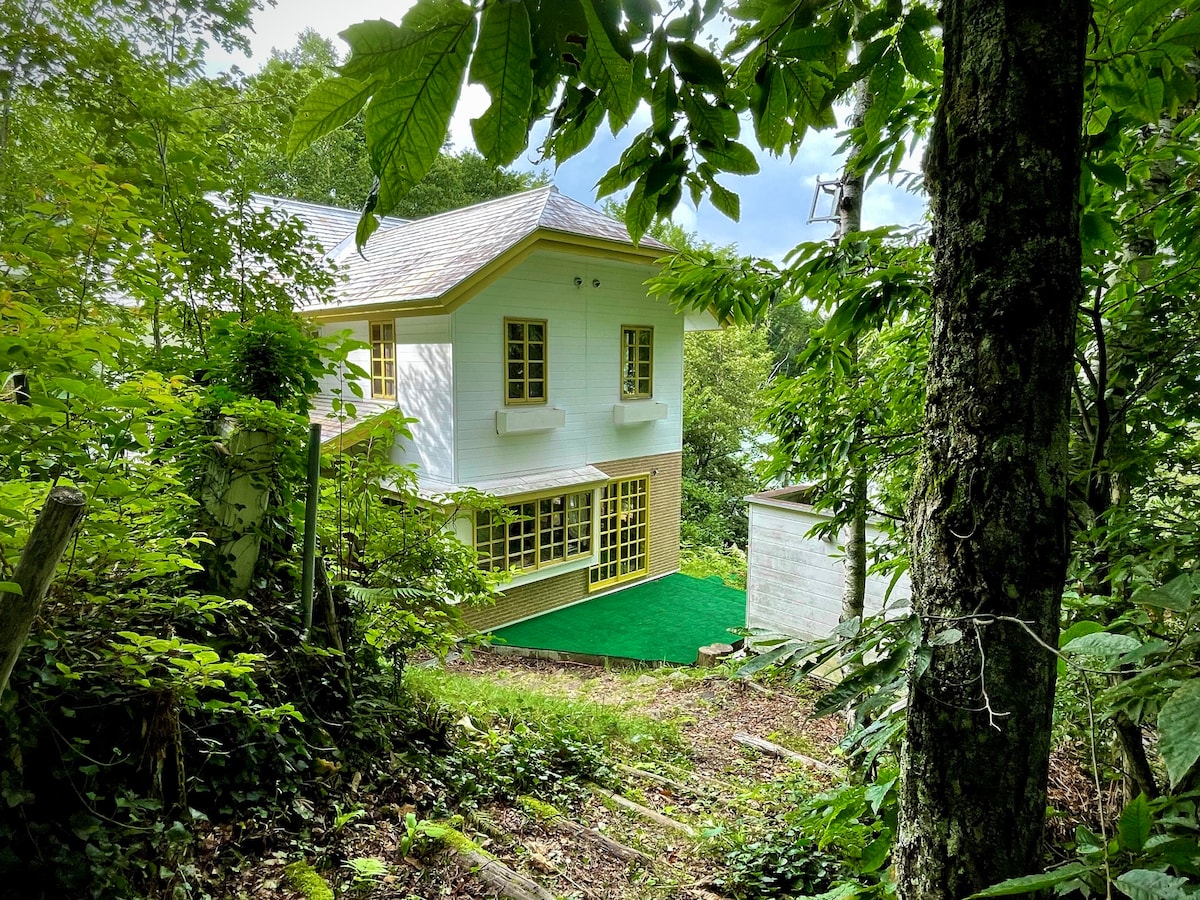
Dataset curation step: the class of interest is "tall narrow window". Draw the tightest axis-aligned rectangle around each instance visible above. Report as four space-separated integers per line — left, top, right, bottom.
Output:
505 318 547 404
370 320 396 399
620 326 653 399
589 476 649 590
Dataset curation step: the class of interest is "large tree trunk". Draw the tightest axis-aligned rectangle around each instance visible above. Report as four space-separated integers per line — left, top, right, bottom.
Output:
895 3 1088 899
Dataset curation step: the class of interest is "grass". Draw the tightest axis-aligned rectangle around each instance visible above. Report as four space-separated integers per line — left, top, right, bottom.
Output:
404 666 685 760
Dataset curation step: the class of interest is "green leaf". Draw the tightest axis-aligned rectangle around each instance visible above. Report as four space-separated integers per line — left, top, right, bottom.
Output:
681 90 739 143
708 180 740 221
776 26 837 58
965 863 1093 898
697 139 760 175
0 581 21 595
469 1 534 166
1085 158 1126 189
287 76 374 158
340 19 421 82
928 627 963 647
1159 679 1200 789
1138 574 1198 612
1113 869 1192 900
896 18 935 81
580 0 636 133
1062 631 1142 657
625 178 656 243
668 41 725 89
363 0 476 217
1118 793 1152 852
865 49 905 134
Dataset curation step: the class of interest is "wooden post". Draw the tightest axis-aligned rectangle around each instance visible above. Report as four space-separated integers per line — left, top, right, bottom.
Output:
0 486 86 695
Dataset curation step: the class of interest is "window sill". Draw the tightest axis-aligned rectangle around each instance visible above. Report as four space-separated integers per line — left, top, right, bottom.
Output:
612 401 668 425
495 406 566 435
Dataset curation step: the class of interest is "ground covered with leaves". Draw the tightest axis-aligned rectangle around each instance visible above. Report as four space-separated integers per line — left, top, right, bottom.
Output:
204 651 854 900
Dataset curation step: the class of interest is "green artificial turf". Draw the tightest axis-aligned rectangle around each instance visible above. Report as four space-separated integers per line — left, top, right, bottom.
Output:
487 573 746 664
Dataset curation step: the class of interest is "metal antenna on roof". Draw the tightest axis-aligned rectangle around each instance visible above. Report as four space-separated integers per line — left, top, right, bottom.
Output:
807 176 844 225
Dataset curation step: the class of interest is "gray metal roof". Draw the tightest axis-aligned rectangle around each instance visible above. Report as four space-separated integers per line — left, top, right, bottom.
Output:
264 187 671 311
247 195 408 257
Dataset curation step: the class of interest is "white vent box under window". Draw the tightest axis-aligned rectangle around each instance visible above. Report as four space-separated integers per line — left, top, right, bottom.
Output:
495 407 566 435
612 402 668 425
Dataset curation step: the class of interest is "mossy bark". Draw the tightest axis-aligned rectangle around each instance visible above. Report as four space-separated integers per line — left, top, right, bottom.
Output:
895 3 1088 899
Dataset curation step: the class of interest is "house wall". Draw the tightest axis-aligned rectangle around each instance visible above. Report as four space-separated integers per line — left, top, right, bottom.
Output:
315 318 456 482
391 315 454 481
461 450 682 632
746 494 910 640
451 251 684 483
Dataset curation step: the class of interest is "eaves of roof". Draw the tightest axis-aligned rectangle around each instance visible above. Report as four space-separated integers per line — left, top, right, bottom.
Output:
305 225 671 323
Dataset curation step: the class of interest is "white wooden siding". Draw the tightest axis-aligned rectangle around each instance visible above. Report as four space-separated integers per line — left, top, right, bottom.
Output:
451 250 683 482
746 497 911 640
315 319 455 482
316 320 375 404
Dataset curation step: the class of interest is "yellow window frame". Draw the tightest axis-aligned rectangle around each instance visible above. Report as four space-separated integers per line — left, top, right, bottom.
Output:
504 317 547 405
620 325 654 399
369 320 396 399
475 488 594 573
589 475 650 591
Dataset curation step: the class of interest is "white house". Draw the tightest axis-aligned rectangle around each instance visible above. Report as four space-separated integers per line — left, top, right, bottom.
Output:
267 188 719 631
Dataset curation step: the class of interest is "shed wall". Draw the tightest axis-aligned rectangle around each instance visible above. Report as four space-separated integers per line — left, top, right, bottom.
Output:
746 500 910 639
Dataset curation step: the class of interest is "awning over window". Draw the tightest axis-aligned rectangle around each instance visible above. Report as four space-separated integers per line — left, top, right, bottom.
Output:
417 465 610 502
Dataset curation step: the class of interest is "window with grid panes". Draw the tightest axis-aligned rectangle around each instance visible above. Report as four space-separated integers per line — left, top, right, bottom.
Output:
505 318 546 404
369 320 396 398
474 490 593 571
620 326 653 399
589 476 649 589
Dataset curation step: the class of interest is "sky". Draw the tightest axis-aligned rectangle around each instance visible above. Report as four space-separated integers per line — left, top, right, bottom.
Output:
209 0 928 261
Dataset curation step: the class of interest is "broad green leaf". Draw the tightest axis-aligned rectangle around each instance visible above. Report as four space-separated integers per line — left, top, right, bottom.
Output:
340 19 421 82
1159 679 1200 789
965 863 1092 898
776 25 837 58
865 49 905 134
668 41 725 89
1118 793 1152 852
928 628 963 646
287 76 374 158
1086 105 1113 135
1138 573 1198 612
1114 869 1192 900
1059 620 1104 647
363 0 476 217
697 139 760 175
0 581 22 595
580 0 636 133
625 178 656 243
1062 631 1142 657
1160 12 1200 48
1118 0 1185 47
1089 157 1123 189
681 91 739 143
897 18 935 81
469 1 534 166
708 180 740 221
